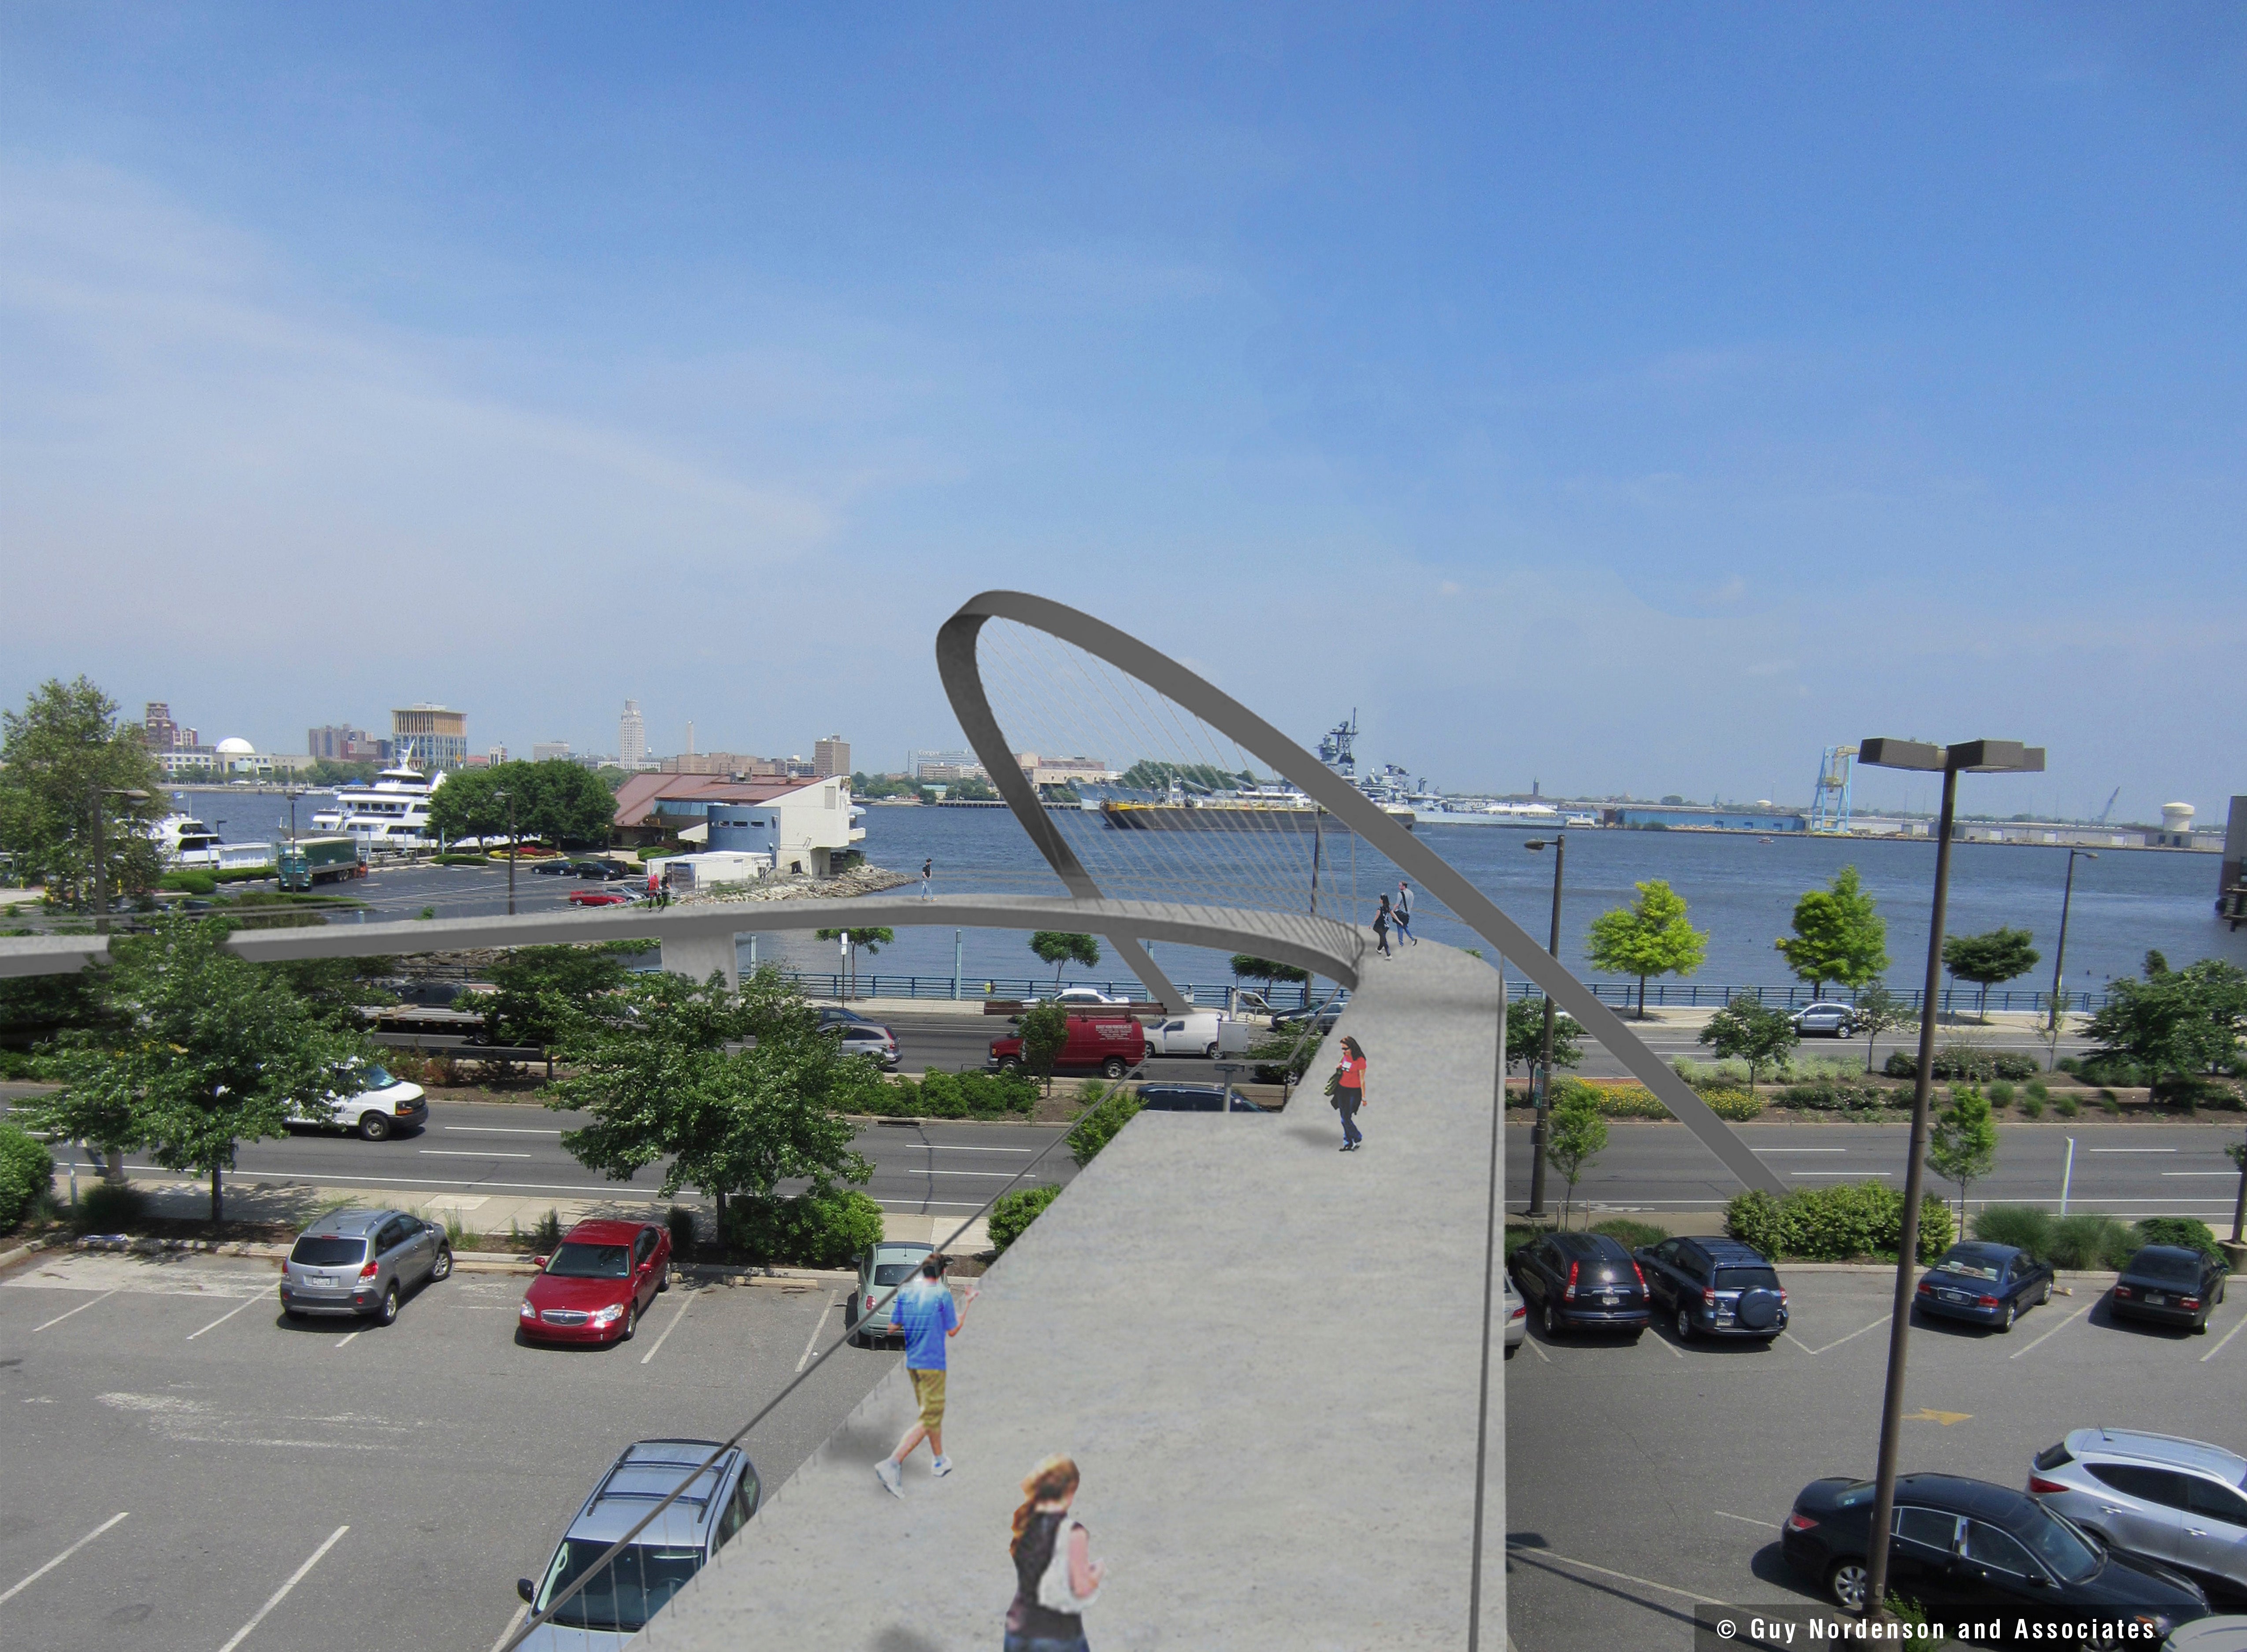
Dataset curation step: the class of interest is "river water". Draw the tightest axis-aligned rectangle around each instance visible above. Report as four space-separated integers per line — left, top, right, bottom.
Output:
167 788 2242 997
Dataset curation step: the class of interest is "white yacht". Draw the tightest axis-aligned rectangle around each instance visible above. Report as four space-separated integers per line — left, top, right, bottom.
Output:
310 752 447 852
152 812 223 864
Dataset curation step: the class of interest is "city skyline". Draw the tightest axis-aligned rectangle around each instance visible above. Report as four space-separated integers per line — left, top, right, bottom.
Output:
4 11 2243 819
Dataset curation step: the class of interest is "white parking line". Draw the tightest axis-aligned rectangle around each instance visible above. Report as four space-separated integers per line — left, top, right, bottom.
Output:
1806 1315 1891 1356
487 1602 530 1652
639 1289 697 1365
30 1290 116 1333
1781 1330 1817 1355
1525 1336 1551 1363
1503 1542 1726 1606
419 1150 534 1159
2008 1301 2091 1360
335 1330 362 1351
0 1512 129 1606
187 1295 267 1340
795 1293 839 1373
2202 1311 2247 1364
216 1524 349 1652
1712 1509 1780 1530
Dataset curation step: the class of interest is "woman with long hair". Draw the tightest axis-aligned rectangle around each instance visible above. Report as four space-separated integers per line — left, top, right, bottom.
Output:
1373 893 1392 957
1335 1034 1367 1152
1006 1454 1104 1651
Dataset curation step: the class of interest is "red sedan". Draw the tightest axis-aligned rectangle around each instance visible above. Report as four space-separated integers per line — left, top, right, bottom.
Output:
566 887 639 907
518 1219 671 1345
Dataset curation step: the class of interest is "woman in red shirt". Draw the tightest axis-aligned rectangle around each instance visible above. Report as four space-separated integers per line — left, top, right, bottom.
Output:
1335 1036 1367 1152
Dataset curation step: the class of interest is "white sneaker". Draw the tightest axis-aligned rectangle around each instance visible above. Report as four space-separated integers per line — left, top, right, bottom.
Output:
875 1457 904 1498
931 1455 953 1478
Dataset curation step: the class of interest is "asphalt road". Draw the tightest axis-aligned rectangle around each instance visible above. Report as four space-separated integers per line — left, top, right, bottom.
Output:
1509 1117 2247 1223
0 1246 895 1652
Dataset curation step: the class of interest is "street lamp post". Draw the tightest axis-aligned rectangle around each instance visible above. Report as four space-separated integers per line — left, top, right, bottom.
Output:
89 786 151 935
493 789 518 916
1855 738 2043 1620
1522 833 1566 1221
2046 848 2095 1070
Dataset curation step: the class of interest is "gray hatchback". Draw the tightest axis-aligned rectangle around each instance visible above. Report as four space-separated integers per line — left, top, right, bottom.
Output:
279 1207 452 1325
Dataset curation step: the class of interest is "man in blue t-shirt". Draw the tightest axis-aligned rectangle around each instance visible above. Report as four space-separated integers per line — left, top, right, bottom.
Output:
874 1255 979 1497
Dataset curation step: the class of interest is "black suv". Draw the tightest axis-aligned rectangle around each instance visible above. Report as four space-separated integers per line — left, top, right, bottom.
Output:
1635 1236 1789 1344
1506 1231 1649 1338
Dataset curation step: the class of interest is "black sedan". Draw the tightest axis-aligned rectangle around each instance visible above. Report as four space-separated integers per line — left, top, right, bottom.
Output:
1782 1471 2205 1633
1914 1241 2054 1332
1506 1231 1649 1338
2112 1245 2230 1332
1134 1083 1271 1114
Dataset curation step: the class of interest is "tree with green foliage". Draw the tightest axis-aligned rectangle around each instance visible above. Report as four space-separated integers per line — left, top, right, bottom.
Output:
1229 955 1312 1001
427 759 617 849
22 919 367 1221
1927 1085 2000 1225
456 943 637 1047
1774 866 1889 999
1029 931 1101 989
1941 928 2041 1021
1505 997 1585 1077
815 926 894 1000
2083 958 2247 1082
1019 999 1070 1096
989 1184 1063 1252
0 677 167 911
1585 878 1709 1018
549 965 878 1232
946 774 997 801
1699 993 1799 1086
264 956 397 1033
1546 1095 1608 1230
305 758 379 788
1850 981 1912 1074
1066 1080 1141 1167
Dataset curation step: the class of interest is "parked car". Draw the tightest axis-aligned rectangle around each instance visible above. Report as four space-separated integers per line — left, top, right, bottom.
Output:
576 860 635 881
518 1219 672 1345
831 1022 899 1069
2169 1618 2247 1651
845 1241 934 1347
2112 1246 2231 1333
989 1012 1147 1080
568 887 641 907
1271 993 1349 1035
1039 986 1128 1007
531 859 581 876
1506 1230 1650 1338
515 1439 761 1648
1783 1471 2206 1627
287 1063 427 1141
1914 1241 2054 1332
1634 1235 1789 1344
1503 1272 1526 1358
1144 1011 1225 1057
2031 1430 2247 1602
1791 1000 1859 1037
1134 1082 1270 1113
280 1207 451 1324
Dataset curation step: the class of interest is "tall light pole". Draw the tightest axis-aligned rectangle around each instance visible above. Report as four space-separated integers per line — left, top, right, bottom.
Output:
284 787 306 845
89 786 151 935
1854 738 2043 1620
493 788 518 916
2046 848 2095 1070
1522 832 1566 1221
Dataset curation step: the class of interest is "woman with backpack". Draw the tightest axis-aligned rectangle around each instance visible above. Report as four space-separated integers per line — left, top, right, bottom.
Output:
1006 1454 1104 1651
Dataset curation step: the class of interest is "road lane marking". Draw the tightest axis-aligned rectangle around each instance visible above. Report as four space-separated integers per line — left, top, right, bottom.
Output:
1903 1408 1972 1425
1792 1170 1891 1177
30 1290 116 1333
418 1150 534 1159
1712 1510 1779 1530
2090 1147 2175 1152
640 1289 697 1365
2008 1301 2091 1360
443 1126 562 1135
2203 1311 2247 1364
187 1295 267 1340
335 1330 362 1350
796 1293 839 1373
216 1524 349 1652
1753 1148 1848 1153
1807 1315 1891 1356
0 1512 129 1605
486 1603 530 1652
1502 1543 1725 1606
2162 1171 2237 1178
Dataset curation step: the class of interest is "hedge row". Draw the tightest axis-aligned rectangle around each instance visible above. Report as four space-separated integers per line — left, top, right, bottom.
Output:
860 1069 1040 1120
1885 1048 2041 1083
0 1123 55 1232
1725 1181 1955 1263
720 1189 885 1268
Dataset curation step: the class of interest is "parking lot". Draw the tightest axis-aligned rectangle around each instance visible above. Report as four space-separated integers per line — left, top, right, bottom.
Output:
1505 1263 2247 1649
0 1248 893 1652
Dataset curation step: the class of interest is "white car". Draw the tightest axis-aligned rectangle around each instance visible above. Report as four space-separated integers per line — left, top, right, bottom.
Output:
289 1064 429 1141
1041 986 1129 1007
1144 1011 1225 1058
1503 1273 1526 1356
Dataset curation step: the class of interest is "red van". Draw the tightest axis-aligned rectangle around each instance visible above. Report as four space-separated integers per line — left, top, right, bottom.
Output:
988 1013 1148 1080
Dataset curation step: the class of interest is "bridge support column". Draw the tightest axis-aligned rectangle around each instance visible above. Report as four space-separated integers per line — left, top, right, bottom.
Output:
661 932 738 990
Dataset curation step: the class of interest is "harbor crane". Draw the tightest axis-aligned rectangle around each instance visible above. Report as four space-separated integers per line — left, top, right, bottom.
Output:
1809 745 1856 834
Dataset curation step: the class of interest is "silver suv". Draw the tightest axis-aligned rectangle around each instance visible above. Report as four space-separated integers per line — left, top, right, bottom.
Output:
515 1439 761 1648
280 1208 452 1325
2031 1428 2247 1600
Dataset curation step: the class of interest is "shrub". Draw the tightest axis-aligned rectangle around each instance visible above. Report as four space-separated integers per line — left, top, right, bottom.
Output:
1551 1078 1668 1119
2047 1212 2135 1270
2018 1093 2044 1119
2098 1091 2121 1115
917 1071 969 1119
1973 1204 2053 1258
1590 1217 1669 1250
76 1179 146 1232
1992 1054 2039 1081
2053 1094 2080 1118
1774 1079 1889 1113
1674 1056 1752 1089
0 1123 55 1230
988 1184 1062 1253
433 853 491 866
1067 1085 1142 1168
2134 1216 2225 1260
2025 1078 2049 1100
1724 1182 1954 1263
666 1204 699 1262
534 1208 564 1251
1986 1081 2015 1108
159 868 218 895
2151 1075 2243 1111
872 1068 1038 1121
1884 1046 2039 1084
1701 1087 1763 1121
723 1189 885 1268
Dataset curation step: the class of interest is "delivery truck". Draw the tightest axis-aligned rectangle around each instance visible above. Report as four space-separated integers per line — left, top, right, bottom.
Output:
277 835 363 891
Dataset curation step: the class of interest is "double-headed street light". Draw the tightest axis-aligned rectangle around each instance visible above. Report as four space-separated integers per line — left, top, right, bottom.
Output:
1854 737 2043 1620
1523 832 1566 1221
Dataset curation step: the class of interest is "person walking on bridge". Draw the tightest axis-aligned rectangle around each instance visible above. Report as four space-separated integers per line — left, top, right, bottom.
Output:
1394 879 1417 945
1374 894 1393 958
876 1255 979 1496
1333 1035 1368 1152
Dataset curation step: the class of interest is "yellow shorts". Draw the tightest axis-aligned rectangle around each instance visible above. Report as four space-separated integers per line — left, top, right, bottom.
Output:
909 1367 947 1431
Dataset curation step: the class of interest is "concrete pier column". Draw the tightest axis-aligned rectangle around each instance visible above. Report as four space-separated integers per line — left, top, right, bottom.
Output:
660 932 738 990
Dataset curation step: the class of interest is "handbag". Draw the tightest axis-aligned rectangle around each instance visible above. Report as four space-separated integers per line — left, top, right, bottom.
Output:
1037 1512 1101 1613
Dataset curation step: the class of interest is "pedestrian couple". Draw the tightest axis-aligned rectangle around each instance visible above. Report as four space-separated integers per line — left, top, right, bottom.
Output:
1374 880 1415 956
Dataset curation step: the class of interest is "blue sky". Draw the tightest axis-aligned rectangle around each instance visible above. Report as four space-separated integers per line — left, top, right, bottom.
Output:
4 6 2243 822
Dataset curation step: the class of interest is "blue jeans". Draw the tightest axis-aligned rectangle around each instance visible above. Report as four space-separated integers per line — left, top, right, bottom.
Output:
1339 1090 1362 1145
1004 1635 1090 1652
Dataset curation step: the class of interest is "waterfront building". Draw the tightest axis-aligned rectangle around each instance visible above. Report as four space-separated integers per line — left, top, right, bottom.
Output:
813 734 850 779
1600 803 1810 833
611 773 865 876
142 702 199 752
909 748 986 783
392 704 467 772
1017 751 1115 788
